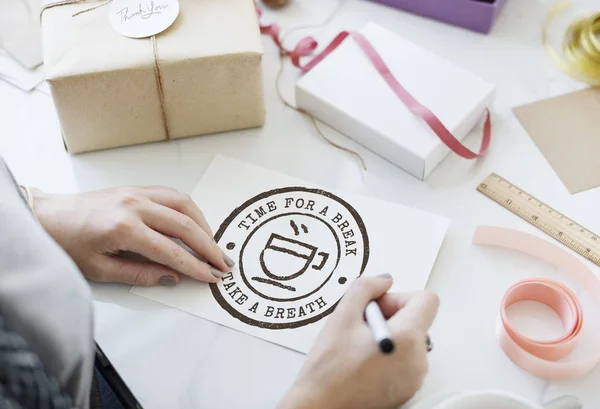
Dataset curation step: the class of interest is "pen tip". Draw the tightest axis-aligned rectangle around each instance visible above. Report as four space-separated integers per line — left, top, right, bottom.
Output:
380 338 394 354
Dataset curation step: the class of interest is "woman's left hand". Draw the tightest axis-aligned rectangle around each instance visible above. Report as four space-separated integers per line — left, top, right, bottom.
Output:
31 186 233 286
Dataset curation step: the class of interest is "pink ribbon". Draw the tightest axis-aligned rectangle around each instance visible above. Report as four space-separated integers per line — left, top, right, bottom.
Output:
257 9 491 159
473 226 600 380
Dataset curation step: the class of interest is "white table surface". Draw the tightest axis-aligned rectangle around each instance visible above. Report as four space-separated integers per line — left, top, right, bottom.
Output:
2 0 599 408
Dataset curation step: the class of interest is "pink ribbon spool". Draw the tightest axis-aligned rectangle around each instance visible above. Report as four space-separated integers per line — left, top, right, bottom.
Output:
500 278 583 361
474 226 600 380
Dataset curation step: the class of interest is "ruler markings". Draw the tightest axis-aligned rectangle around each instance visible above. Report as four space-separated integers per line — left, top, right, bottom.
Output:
477 173 600 267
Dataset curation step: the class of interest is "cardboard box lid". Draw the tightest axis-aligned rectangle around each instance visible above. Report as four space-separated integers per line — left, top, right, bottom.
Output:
41 0 263 78
295 23 495 159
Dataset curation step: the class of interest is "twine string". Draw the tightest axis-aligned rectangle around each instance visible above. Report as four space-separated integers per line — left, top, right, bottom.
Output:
72 0 112 17
275 58 367 171
151 34 171 140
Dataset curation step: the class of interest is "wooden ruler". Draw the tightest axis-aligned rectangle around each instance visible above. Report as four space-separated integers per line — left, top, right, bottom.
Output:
477 173 600 267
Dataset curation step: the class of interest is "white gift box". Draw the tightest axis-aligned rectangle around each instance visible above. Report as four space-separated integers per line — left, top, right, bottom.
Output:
296 23 495 180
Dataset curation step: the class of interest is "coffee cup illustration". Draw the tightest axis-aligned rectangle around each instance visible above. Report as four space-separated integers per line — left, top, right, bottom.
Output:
253 233 329 291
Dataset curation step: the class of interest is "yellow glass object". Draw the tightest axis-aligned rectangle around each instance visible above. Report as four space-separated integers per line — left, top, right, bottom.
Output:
544 1 600 86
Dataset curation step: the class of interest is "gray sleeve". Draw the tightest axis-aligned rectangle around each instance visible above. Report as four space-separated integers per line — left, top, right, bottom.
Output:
0 157 95 409
0 315 76 409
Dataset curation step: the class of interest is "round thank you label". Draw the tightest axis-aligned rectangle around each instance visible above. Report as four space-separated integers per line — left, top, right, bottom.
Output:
109 0 180 39
211 187 370 329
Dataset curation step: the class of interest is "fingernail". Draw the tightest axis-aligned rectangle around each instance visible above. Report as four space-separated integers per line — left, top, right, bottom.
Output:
211 267 224 279
378 273 393 279
159 276 177 286
223 254 235 268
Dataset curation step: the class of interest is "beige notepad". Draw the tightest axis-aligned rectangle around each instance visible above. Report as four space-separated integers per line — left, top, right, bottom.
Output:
514 88 600 194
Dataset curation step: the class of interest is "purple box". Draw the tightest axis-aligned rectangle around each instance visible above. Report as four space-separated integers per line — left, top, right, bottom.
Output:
369 0 508 34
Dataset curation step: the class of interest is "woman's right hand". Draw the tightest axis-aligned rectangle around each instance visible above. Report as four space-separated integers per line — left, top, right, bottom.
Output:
278 274 439 409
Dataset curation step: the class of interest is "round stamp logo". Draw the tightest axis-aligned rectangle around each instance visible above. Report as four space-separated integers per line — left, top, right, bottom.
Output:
211 187 369 329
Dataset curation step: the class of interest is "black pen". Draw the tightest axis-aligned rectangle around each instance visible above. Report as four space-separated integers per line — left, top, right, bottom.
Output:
365 302 434 354
366 301 395 353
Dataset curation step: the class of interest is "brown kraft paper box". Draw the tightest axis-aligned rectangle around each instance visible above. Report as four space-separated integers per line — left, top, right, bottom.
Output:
41 0 265 153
